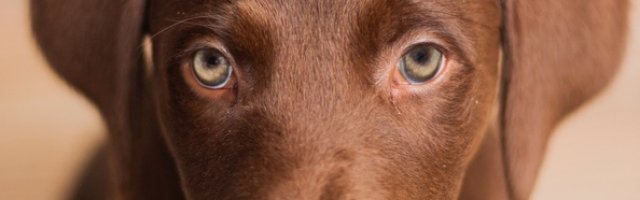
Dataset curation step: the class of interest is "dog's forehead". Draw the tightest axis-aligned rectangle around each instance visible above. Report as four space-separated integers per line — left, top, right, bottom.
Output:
154 0 501 40
152 0 500 62
149 0 502 97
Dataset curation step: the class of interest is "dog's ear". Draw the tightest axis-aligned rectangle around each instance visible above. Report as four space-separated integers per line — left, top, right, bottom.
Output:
500 1 629 199
31 1 184 199
30 0 145 114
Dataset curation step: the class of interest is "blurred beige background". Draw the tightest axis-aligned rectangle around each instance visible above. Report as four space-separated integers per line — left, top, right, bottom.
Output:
1 1 638 200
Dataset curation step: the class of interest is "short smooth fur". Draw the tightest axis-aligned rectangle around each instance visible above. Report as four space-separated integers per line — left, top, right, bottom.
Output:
31 0 629 199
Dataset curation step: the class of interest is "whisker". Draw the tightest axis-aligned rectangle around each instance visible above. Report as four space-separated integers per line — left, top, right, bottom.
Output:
148 15 215 40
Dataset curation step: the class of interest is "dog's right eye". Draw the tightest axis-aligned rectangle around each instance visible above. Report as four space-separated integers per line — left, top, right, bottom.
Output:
397 44 444 84
191 49 233 89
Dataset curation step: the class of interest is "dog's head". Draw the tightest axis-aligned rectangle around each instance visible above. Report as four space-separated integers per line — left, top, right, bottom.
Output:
31 0 628 199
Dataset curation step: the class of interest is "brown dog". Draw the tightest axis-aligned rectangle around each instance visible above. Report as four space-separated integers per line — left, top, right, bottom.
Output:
30 0 629 199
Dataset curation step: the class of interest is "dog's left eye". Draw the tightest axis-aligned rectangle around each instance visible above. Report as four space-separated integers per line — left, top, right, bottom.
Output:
397 44 444 84
191 49 233 89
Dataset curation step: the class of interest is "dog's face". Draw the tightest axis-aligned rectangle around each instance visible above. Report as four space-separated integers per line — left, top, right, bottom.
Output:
147 0 501 199
31 0 629 199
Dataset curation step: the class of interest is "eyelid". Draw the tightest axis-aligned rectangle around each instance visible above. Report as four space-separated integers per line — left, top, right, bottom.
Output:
396 35 449 57
373 31 460 100
400 42 449 62
181 39 239 73
390 28 470 69
180 37 234 62
183 46 222 61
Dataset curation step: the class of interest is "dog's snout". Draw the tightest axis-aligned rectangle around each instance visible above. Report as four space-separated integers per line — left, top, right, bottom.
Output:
254 110 378 200
222 88 393 199
262 149 354 200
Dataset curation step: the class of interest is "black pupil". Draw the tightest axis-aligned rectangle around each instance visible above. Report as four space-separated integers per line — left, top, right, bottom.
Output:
410 47 430 65
206 54 222 68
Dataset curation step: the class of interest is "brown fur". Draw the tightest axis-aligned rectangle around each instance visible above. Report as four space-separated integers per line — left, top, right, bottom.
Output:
30 0 628 199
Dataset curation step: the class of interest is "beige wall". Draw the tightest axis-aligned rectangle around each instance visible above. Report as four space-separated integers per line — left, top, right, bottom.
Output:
533 3 640 199
0 1 638 200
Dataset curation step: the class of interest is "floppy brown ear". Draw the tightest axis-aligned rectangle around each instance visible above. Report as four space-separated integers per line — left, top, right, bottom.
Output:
31 0 144 112
500 1 629 199
31 0 183 199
